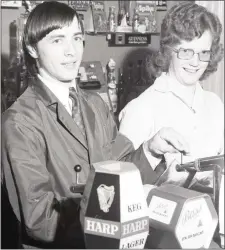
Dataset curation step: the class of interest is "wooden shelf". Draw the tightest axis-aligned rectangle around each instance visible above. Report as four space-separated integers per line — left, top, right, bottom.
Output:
85 31 107 36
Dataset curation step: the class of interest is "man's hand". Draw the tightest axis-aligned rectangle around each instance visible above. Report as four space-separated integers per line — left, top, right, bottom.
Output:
147 127 190 156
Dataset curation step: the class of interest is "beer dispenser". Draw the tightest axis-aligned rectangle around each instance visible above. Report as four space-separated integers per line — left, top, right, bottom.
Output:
80 157 222 249
145 184 218 249
80 161 149 249
145 154 224 249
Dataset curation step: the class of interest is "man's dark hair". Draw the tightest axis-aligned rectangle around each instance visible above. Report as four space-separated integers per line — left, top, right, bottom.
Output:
148 2 223 81
22 1 84 76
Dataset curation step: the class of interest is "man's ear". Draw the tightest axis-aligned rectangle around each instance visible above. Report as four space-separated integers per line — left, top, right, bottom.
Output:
26 45 38 59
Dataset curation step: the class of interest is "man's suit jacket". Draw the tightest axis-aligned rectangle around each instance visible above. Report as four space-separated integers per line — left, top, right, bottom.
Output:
1 77 159 248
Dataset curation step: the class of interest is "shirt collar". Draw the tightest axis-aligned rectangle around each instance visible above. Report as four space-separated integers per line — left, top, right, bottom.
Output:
191 82 204 112
37 74 77 108
154 73 204 112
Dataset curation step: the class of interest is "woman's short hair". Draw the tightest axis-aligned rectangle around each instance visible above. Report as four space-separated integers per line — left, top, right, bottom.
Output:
22 1 84 76
149 2 223 80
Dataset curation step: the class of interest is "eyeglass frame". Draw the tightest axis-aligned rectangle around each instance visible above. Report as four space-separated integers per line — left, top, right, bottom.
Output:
169 47 212 62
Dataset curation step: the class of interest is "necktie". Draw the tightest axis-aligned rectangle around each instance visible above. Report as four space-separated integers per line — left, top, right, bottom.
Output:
154 161 167 186
69 87 86 135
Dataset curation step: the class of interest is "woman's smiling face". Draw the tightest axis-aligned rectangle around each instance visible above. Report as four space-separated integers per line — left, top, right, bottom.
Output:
169 30 213 86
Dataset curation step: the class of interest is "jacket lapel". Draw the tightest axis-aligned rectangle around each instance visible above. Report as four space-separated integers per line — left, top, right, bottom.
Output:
56 103 88 148
78 89 96 161
31 77 88 149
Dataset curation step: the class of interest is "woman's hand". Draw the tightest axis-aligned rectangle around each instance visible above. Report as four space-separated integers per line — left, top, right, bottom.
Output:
147 127 190 156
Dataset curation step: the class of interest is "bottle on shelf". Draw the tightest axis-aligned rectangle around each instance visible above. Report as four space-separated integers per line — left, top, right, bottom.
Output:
117 7 125 26
144 17 150 32
107 58 118 113
136 60 146 86
125 11 130 26
149 2 157 32
128 62 133 85
108 6 116 32
117 68 124 113
132 7 140 32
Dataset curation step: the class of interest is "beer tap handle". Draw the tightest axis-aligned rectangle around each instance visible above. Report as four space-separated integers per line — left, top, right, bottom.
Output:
74 165 82 183
74 165 85 194
176 156 223 215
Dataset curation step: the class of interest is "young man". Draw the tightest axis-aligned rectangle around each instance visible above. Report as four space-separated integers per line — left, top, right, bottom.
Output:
1 1 189 248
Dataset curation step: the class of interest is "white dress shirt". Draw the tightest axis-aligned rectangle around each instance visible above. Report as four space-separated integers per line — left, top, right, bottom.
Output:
37 74 77 115
119 73 224 170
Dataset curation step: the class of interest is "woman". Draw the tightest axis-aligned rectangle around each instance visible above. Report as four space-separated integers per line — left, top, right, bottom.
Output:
120 3 224 247
119 2 224 186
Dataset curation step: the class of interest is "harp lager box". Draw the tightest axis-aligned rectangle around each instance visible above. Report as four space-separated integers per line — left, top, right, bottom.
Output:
145 184 218 249
80 161 149 249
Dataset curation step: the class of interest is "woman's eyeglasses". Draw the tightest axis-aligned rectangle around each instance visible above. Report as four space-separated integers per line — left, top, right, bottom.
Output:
170 47 211 62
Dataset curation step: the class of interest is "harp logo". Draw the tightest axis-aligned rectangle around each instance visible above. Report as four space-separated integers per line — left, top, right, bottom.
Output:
97 184 115 213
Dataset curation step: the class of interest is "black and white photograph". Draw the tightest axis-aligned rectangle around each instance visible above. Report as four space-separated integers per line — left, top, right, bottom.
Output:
1 0 224 249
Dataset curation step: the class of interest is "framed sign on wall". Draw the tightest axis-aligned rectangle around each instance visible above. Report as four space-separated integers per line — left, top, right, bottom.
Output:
155 0 167 11
1 1 22 8
68 0 90 11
